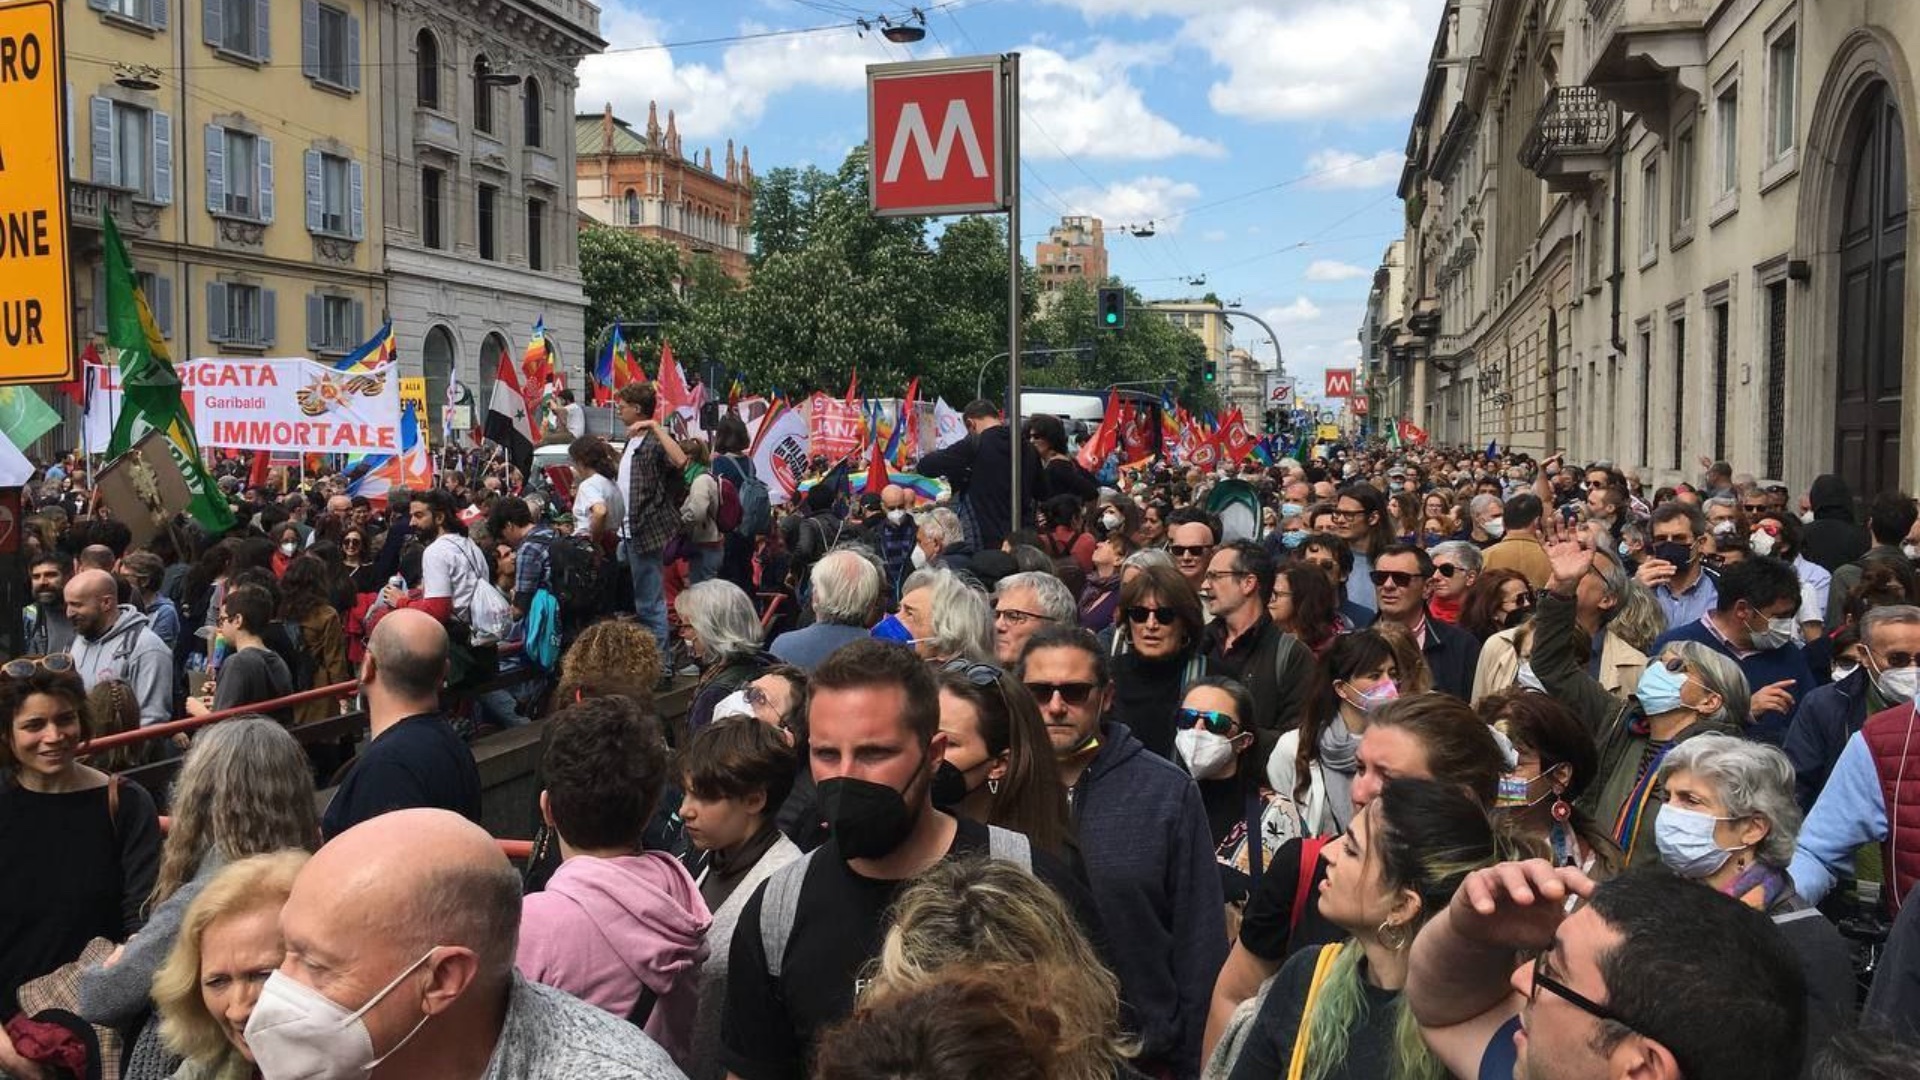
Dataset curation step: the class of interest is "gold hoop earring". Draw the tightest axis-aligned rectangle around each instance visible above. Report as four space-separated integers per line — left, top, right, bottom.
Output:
1377 919 1409 951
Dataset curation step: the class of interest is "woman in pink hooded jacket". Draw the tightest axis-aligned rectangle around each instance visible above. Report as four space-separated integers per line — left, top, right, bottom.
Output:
517 696 713 1065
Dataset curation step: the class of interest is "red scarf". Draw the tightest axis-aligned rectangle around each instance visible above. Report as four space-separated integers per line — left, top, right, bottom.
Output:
1430 592 1464 624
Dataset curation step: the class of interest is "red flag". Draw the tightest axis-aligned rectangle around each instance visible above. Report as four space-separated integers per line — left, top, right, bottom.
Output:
1076 392 1121 472
656 342 694 426
865 420 890 495
843 369 859 407
1398 418 1429 447
248 445 272 488
1219 407 1257 465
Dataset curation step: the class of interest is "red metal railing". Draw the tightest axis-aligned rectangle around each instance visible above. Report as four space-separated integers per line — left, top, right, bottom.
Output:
81 681 361 755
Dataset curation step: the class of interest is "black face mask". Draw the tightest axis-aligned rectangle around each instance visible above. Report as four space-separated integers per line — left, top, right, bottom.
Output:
930 760 971 811
818 760 927 860
1504 606 1533 630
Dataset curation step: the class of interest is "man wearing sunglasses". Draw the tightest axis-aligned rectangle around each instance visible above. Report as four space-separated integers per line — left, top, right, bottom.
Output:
1167 514 1219 600
1408 861 1807 1080
1019 625 1225 1080
1199 541 1311 767
1368 544 1482 701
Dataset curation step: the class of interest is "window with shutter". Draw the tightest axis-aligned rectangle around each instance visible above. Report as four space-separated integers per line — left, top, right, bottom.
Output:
349 161 364 240
204 124 226 214
222 130 257 217
151 112 173 204
306 293 325 350
91 97 114 186
153 276 174 338
258 138 275 223
261 289 276 346
254 0 270 61
304 149 323 233
206 282 229 342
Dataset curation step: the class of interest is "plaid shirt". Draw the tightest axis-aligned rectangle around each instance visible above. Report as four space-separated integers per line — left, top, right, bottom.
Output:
878 518 919 592
514 524 556 607
625 436 680 556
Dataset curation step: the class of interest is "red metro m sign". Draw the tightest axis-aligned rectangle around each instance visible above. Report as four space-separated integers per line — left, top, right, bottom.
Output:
868 56 1008 217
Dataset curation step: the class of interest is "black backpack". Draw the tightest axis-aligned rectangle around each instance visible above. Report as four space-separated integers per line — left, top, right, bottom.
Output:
536 534 612 628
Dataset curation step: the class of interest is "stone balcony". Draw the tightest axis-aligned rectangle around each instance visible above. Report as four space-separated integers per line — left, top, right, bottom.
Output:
413 109 460 154
69 181 158 245
1519 86 1617 192
1579 0 1713 131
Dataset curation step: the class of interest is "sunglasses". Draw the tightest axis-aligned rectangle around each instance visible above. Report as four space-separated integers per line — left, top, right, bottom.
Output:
1169 544 1213 559
1369 570 1420 588
1024 681 1098 707
1125 605 1179 626
1432 564 1466 578
1873 649 1920 670
1179 707 1236 735
2 654 74 679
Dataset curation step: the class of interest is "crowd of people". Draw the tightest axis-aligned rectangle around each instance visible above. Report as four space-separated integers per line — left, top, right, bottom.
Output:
4 385 1920 1080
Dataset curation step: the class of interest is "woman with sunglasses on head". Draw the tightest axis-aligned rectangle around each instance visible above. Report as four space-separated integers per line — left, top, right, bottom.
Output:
0 659 161 1080
1267 630 1400 842
1533 536 1750 868
1456 567 1534 642
1208 693 1506 1064
1108 561 1213 762
1269 564 1342 658
1220 778 1504 1080
1476 689 1622 880
935 667 1073 859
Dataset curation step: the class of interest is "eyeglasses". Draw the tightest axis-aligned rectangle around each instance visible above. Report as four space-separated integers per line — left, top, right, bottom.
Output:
1024 681 1097 707
2 654 73 679
1742 503 1770 516
1125 605 1179 626
742 684 773 710
1873 649 1920 670
1528 953 1642 1035
343 537 363 547
1169 544 1213 559
1328 508 1364 520
1179 707 1237 735
1202 570 1250 583
1432 564 1465 578
993 607 1048 626
1369 570 1419 588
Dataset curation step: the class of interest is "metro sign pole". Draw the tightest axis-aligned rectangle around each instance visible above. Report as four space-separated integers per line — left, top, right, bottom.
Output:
869 53 1022 533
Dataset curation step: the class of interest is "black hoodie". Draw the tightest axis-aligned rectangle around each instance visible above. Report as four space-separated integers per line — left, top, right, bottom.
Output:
1801 474 1870 572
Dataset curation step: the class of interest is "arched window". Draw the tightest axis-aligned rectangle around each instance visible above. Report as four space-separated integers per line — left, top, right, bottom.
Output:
473 54 494 134
624 189 640 225
523 76 543 147
415 29 440 109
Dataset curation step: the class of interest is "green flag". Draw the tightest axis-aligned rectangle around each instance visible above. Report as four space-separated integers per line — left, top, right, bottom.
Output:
102 213 235 534
0 387 62 451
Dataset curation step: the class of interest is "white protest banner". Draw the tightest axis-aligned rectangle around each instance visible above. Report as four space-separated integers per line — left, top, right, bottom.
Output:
84 358 403 454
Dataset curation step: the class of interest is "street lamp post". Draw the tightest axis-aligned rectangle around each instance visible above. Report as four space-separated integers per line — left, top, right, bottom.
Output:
975 344 1095 402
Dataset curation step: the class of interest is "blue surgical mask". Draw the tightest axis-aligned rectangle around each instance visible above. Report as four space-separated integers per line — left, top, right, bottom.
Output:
1654 803 1745 878
1635 662 1691 715
1280 530 1307 550
871 614 916 643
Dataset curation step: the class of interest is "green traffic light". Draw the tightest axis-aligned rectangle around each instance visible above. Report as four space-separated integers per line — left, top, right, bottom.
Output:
1104 312 1118 324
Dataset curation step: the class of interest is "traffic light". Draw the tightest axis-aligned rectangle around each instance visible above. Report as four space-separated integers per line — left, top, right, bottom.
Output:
1203 359 1216 383
1097 287 1126 330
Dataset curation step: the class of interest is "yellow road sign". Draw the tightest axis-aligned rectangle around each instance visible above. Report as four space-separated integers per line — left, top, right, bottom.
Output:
0 0 73 384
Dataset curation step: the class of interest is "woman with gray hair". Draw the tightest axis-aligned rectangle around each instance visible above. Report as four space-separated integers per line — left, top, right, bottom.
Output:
1655 733 1853 1061
1536 537 1753 869
678 579 779 734
899 568 995 667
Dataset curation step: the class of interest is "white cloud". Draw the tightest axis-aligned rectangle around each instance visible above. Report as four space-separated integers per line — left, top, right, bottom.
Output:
1056 176 1201 233
1304 259 1369 282
1018 44 1224 161
1302 149 1406 189
1201 228 1229 242
1037 0 1444 123
1194 2 1441 122
578 7 910 141
1267 297 1324 325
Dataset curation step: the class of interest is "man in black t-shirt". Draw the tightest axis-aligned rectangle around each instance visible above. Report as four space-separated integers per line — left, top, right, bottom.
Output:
320 609 481 839
720 641 1099 1080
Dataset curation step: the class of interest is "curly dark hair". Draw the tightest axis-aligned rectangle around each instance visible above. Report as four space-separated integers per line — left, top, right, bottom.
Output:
1458 568 1532 642
0 666 91 772
539 695 669 851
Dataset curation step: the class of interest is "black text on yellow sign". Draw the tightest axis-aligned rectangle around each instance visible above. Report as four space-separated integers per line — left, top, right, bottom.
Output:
0 0 73 385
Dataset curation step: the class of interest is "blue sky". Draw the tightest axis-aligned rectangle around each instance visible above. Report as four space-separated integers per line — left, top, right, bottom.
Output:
577 0 1446 395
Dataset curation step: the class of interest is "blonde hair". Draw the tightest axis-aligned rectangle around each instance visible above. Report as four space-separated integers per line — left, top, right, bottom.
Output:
864 859 1134 1080
151 717 319 910
153 851 309 1064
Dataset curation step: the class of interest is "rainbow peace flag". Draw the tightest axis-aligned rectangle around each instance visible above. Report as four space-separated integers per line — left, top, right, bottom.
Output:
335 319 398 374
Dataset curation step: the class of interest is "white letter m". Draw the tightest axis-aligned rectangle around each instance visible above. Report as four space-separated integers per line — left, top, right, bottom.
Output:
882 99 988 184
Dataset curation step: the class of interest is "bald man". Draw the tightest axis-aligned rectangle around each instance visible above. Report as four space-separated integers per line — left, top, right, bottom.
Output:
321 609 482 840
65 567 173 727
256 809 686 1080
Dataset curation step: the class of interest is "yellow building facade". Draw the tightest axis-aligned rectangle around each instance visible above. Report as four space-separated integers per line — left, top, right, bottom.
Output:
66 0 384 371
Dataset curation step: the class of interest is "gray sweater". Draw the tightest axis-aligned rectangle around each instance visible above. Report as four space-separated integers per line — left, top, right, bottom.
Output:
79 856 224 1026
483 974 690 1079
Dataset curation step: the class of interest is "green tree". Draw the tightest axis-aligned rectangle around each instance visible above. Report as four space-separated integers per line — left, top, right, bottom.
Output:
578 223 686 351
